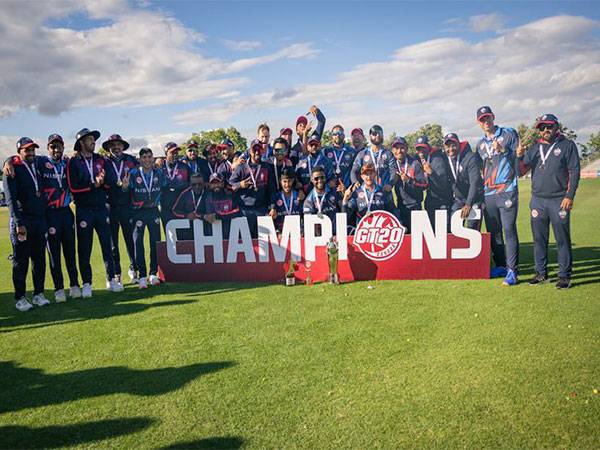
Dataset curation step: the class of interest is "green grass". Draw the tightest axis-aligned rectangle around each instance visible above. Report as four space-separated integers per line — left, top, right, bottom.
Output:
1 179 599 449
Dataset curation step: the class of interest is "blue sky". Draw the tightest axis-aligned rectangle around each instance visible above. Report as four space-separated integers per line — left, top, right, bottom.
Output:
0 0 599 155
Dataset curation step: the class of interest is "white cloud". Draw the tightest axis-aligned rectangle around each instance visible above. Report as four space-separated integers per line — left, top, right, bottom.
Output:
174 15 600 143
0 1 318 117
469 13 506 33
222 39 262 51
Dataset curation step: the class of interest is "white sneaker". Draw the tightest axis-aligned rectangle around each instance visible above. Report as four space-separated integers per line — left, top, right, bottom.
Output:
69 285 82 298
54 289 67 303
139 277 148 289
32 293 51 307
149 275 160 286
109 277 124 292
15 297 33 312
82 283 93 298
105 279 111 289
128 268 139 284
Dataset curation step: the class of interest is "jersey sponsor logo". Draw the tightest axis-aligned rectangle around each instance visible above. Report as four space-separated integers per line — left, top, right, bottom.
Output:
531 209 539 218
554 148 561 156
353 210 406 261
276 199 283 206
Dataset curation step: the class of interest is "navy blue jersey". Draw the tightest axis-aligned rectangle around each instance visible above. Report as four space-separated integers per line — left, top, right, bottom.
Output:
229 162 277 209
350 146 396 187
302 187 340 222
66 153 113 208
342 184 396 222
322 145 356 187
172 187 207 218
421 148 454 207
35 156 71 209
295 152 334 193
448 142 484 207
476 126 519 196
392 154 428 208
270 189 302 231
267 157 295 191
520 135 580 200
3 156 47 225
129 167 165 209
161 160 191 206
105 154 138 206
204 190 242 220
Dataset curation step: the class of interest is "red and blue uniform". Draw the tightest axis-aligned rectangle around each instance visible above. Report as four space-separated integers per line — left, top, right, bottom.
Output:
204 190 243 237
448 142 484 230
36 155 79 291
270 190 302 232
342 184 397 226
350 146 397 188
160 160 191 230
322 145 356 188
295 152 334 194
105 154 138 278
477 126 520 272
3 156 47 300
393 154 428 232
67 153 116 285
129 167 165 279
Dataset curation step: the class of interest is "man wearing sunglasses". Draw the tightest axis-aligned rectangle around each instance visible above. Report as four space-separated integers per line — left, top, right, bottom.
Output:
302 167 341 226
350 125 396 195
323 125 356 189
517 114 581 289
269 137 295 192
475 106 521 286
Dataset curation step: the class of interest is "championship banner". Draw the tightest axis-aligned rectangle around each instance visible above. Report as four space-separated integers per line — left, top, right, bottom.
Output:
157 209 490 283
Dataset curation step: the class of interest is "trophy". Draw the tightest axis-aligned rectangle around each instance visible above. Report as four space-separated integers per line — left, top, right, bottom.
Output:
305 261 313 285
285 257 297 286
327 237 340 284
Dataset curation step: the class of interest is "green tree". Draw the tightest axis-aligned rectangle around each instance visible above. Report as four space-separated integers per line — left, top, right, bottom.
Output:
186 127 247 153
319 130 333 148
586 132 600 161
404 123 443 152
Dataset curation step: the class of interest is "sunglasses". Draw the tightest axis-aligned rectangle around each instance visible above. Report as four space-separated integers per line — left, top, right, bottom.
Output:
537 124 555 131
49 144 62 150
274 147 287 154
370 131 382 136
313 176 326 181
331 131 344 136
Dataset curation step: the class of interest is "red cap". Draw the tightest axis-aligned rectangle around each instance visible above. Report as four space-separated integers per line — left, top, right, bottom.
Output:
296 116 308 126
351 128 364 136
280 127 293 136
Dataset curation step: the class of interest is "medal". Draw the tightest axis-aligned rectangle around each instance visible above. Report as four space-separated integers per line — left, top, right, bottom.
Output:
165 162 178 181
539 142 557 169
281 191 295 215
111 159 124 185
363 186 374 215
249 164 261 192
141 169 154 199
83 156 95 181
23 160 40 195
448 153 462 181
191 190 203 213
333 148 344 176
314 191 325 217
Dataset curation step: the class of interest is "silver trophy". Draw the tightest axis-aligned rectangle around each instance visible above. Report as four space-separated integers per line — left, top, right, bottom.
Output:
327 237 340 284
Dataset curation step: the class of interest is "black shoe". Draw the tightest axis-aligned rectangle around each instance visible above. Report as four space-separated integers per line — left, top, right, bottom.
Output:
529 273 548 285
555 277 571 289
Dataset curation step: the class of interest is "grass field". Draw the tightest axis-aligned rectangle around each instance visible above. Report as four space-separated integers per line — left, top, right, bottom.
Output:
0 179 599 449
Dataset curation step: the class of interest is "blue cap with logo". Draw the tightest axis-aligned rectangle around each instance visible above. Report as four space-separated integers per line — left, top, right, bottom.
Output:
443 133 460 144
477 106 494 121
16 137 39 150
415 135 430 148
535 114 559 127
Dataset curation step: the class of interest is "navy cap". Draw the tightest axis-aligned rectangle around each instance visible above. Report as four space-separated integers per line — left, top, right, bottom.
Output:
415 135 430 148
221 138 234 148
280 127 293 136
443 133 460 144
102 133 129 151
16 137 39 150
307 135 321 145
535 114 559 127
369 125 383 135
477 106 494 121
48 134 64 145
249 139 262 150
209 173 223 183
391 137 408 147
139 147 153 157
74 128 100 151
164 141 180 154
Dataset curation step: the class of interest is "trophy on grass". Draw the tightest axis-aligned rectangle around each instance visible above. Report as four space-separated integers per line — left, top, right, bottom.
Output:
285 257 297 286
327 237 340 284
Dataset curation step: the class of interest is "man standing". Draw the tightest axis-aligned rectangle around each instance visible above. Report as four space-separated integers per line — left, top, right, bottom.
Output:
323 125 356 189
126 147 165 289
476 106 521 285
268 137 294 192
160 142 191 231
414 135 454 229
350 128 366 153
350 125 396 193
443 133 483 230
517 114 580 289
67 128 120 296
4 138 51 311
290 105 326 163
303 167 341 226
182 140 205 176
295 136 334 194
391 137 428 232
103 134 138 286
269 168 303 232
229 139 277 237
41 134 81 301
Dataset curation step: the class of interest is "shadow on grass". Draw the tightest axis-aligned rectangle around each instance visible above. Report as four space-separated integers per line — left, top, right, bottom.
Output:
0 417 154 449
0 360 235 414
0 282 265 333
517 243 600 286
162 436 244 449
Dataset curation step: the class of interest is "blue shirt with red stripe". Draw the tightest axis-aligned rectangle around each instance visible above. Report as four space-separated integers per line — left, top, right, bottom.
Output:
66 153 113 208
35 156 71 209
129 167 165 209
